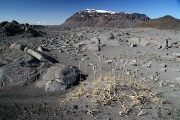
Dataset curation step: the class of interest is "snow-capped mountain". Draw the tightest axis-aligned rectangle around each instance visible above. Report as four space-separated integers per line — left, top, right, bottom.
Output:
62 9 150 28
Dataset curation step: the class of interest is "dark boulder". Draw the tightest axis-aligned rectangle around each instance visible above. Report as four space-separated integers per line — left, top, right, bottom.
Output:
58 65 81 86
36 64 81 91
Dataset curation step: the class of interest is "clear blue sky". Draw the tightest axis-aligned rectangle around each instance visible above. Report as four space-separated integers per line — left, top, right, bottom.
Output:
0 0 180 25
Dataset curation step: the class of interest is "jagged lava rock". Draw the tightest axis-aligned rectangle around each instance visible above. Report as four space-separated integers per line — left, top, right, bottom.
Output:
0 20 43 36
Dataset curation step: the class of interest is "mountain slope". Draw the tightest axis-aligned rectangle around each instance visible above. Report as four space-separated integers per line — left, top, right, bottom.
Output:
134 15 180 30
62 9 150 28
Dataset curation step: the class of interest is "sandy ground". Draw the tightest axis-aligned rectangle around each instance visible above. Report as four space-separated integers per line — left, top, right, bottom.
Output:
0 27 180 120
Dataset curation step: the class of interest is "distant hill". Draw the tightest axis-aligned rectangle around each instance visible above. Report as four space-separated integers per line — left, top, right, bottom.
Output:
62 9 150 28
134 15 180 30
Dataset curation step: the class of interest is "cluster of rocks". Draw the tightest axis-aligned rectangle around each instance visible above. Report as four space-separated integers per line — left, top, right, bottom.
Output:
0 20 43 37
0 44 42 87
54 27 131 52
0 42 81 91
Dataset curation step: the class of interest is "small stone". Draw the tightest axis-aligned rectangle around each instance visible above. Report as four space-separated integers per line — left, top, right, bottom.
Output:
73 105 78 109
160 68 166 72
173 52 180 58
88 63 94 66
59 50 63 53
154 77 159 82
148 75 154 80
146 62 152 68
156 45 162 50
12 102 18 107
37 46 43 51
124 39 128 42
161 63 167 67
130 43 136 47
131 59 137 66
137 110 148 116
169 84 175 88
109 34 115 40
127 71 131 75
106 60 113 64
167 111 171 115
175 77 180 81
159 80 164 87
81 58 85 61
107 118 113 120
42 102 47 106
126 32 130 35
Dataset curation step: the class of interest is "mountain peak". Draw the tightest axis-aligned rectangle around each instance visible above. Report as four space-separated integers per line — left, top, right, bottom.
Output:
134 15 180 30
62 9 150 28
162 15 176 19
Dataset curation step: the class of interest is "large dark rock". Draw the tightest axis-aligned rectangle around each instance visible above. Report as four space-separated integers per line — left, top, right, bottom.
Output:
36 64 81 91
0 20 43 36
3 20 23 36
58 65 81 86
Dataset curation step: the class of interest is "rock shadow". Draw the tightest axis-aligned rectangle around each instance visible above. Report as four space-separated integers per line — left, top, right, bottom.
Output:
40 53 59 64
67 74 88 89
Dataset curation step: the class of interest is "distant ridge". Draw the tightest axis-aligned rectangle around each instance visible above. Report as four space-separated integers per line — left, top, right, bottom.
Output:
62 9 150 28
134 15 180 30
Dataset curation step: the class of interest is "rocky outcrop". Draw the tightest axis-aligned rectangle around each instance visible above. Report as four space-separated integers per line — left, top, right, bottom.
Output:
62 9 150 28
0 42 57 88
0 48 41 87
0 20 43 36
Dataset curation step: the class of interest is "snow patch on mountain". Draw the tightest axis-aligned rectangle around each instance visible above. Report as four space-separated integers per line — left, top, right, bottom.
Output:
83 9 134 14
85 9 116 14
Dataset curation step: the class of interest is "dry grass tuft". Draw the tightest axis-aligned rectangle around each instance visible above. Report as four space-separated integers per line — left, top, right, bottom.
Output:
62 56 165 117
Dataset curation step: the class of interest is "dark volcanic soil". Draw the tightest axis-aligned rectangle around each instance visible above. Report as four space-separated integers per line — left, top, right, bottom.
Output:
0 26 180 120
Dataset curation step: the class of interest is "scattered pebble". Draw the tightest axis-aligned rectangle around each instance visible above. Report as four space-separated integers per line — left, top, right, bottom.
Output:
159 80 165 87
138 110 148 116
